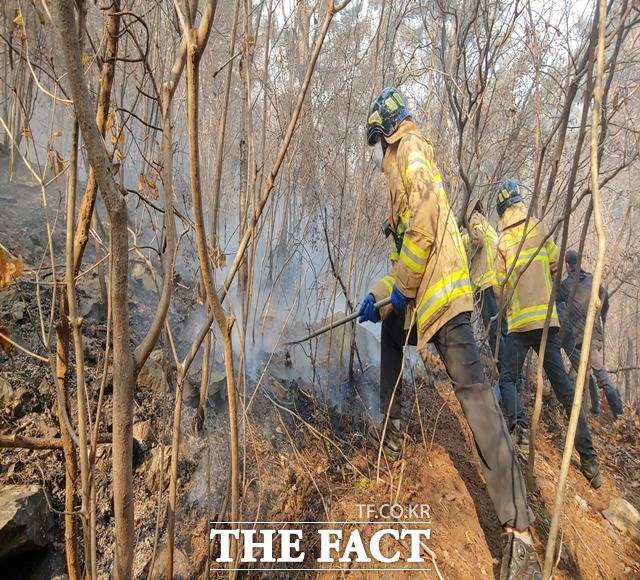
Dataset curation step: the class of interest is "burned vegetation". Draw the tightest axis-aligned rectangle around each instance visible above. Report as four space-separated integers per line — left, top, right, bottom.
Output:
1 1 640 579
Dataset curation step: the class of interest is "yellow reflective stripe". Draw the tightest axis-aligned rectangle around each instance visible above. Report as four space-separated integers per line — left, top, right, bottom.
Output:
547 242 559 262
379 275 395 294
403 236 429 260
474 270 496 288
417 270 472 327
405 159 429 175
508 304 558 330
506 246 548 271
399 247 426 274
389 250 399 262
397 209 410 234
432 169 443 184
405 153 430 177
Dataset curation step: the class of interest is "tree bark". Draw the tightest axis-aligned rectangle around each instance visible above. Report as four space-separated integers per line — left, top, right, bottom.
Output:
0 433 111 449
54 2 136 577
72 2 121 273
54 314 80 580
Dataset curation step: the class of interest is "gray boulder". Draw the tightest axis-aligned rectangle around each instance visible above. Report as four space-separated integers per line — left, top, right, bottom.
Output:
602 498 640 543
0 485 54 560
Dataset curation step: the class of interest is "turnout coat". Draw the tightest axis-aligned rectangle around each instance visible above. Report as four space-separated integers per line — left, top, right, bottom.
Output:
369 120 473 348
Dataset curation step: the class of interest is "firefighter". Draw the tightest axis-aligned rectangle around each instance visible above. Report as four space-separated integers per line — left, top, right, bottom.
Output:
359 88 542 579
493 179 602 488
463 198 507 369
557 249 624 418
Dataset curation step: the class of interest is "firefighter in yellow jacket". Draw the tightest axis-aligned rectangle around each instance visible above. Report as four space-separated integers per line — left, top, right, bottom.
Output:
463 198 506 367
359 88 542 579
493 179 602 488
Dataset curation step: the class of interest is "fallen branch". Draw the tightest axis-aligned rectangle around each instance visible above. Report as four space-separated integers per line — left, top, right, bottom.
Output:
0 433 112 450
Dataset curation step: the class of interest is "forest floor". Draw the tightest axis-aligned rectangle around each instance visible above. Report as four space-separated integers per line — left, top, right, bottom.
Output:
1 156 639 579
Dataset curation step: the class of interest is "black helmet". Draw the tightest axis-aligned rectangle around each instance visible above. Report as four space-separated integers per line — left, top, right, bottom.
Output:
496 178 522 216
366 87 411 146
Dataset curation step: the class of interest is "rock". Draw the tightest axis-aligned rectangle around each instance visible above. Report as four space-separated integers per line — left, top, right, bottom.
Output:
11 301 25 322
600 517 619 541
144 446 171 493
76 277 106 322
4 543 68 578
602 498 640 542
209 369 227 399
0 377 12 410
148 544 190 580
133 420 154 449
0 485 54 560
9 385 30 419
131 261 158 293
138 351 167 393
574 494 589 512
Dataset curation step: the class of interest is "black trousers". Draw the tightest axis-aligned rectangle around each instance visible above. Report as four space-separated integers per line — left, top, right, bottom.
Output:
560 332 600 414
380 310 533 530
499 328 597 463
565 341 624 417
477 287 507 368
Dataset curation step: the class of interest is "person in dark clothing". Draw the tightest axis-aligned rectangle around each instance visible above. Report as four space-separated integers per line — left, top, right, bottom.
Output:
559 323 602 414
557 250 624 418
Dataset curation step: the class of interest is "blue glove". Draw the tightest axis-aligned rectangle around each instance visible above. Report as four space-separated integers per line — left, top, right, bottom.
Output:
391 285 408 313
358 293 380 323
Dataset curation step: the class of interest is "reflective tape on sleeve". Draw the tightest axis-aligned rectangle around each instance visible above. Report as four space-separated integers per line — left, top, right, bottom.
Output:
399 236 429 274
405 153 430 177
379 275 396 294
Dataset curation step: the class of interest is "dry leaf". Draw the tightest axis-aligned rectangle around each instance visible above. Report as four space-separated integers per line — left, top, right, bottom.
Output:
137 173 145 193
111 132 125 147
145 176 158 200
81 52 92 67
47 146 64 177
106 110 116 131
13 13 24 28
21 128 32 138
115 149 125 161
0 248 24 290
0 326 11 356
52 130 63 138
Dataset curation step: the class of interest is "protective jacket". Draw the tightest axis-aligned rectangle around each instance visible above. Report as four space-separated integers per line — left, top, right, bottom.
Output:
463 208 499 291
494 202 559 333
557 268 609 345
370 120 473 348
